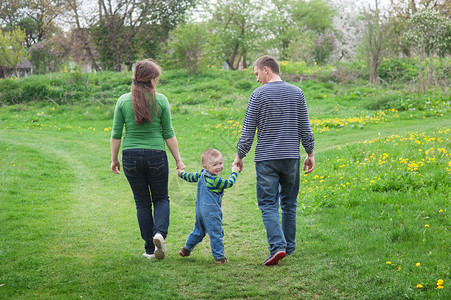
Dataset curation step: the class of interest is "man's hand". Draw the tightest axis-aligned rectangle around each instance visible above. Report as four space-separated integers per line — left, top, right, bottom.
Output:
233 154 243 173
303 151 315 174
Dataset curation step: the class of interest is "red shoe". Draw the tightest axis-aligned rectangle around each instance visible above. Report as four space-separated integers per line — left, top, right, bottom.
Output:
264 251 286 266
179 246 191 257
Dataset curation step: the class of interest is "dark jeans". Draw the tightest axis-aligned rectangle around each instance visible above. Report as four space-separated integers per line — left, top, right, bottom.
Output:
122 149 169 254
255 159 300 255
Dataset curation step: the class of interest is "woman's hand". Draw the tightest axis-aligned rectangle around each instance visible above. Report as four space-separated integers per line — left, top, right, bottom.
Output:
111 160 121 174
110 138 122 174
176 160 185 172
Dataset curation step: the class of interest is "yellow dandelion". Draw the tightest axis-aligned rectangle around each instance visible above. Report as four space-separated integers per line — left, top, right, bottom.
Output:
416 262 421 266
425 224 429 227
386 261 391 265
397 266 401 271
437 286 444 289
416 284 423 289
437 279 444 286
439 209 443 213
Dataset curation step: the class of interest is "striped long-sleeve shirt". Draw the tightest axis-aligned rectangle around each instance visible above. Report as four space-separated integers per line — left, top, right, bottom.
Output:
179 170 238 195
237 81 315 162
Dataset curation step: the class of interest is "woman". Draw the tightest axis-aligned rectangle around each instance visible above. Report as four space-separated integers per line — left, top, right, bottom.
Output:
110 59 185 260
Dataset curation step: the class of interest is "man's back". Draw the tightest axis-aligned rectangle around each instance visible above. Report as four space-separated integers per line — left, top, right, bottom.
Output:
238 81 315 162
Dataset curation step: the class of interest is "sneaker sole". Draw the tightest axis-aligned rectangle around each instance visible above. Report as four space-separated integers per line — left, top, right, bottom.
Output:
264 251 286 266
153 235 166 260
143 253 155 259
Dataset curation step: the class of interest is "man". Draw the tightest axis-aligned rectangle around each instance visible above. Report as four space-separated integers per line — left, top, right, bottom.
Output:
233 55 315 266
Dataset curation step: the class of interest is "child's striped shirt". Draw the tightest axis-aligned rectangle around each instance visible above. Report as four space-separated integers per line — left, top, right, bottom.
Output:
179 170 238 195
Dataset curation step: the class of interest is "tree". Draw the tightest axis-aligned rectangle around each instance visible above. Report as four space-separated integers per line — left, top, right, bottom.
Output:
0 28 27 77
285 31 315 64
90 0 194 71
0 0 25 26
330 0 365 62
1 1 42 47
387 0 450 56
64 0 100 71
25 0 66 43
166 23 209 75
403 8 450 57
207 0 262 70
313 31 336 65
14 17 41 47
359 0 390 84
291 0 335 33
29 40 54 73
265 0 335 61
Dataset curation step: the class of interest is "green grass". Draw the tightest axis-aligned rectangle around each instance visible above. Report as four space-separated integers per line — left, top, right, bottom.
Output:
0 69 450 299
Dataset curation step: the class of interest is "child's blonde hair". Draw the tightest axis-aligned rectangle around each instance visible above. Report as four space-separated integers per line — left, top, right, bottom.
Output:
201 148 222 166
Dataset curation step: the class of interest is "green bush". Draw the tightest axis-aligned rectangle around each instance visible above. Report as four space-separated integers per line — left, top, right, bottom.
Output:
332 61 369 83
363 93 400 110
234 79 253 90
378 58 418 83
0 79 21 104
68 71 85 85
21 79 49 102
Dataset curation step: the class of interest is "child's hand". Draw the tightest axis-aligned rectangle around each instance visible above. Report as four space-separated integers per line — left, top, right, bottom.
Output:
232 164 240 173
177 168 184 176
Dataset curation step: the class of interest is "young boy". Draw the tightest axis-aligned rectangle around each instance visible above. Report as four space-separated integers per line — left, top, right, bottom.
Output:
177 148 239 264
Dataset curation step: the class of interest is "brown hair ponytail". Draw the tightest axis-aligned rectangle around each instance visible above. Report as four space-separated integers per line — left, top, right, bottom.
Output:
131 59 162 125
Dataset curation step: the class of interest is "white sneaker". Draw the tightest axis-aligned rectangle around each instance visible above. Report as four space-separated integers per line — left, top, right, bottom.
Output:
153 233 166 260
143 252 155 259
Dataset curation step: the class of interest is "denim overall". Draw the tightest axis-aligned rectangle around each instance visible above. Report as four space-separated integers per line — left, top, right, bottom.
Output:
185 170 225 259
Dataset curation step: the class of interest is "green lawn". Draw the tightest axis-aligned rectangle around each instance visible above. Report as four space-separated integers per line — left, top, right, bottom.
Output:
0 72 450 299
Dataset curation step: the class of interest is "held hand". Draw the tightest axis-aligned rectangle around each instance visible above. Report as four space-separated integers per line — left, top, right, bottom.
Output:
111 160 121 174
303 153 315 174
232 165 240 173
177 168 184 176
233 154 243 173
176 160 185 172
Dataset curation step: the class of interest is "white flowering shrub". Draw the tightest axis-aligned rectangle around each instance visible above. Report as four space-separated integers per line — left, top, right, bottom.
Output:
403 8 451 57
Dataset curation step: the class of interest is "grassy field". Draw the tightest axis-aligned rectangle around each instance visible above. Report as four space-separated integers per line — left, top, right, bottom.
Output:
0 69 450 299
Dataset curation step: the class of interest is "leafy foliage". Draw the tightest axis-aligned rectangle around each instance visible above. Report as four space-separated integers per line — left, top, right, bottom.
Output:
207 0 261 70
403 8 451 57
164 23 209 75
0 27 28 76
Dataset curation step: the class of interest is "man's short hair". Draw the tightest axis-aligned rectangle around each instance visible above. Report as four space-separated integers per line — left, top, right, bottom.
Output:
201 148 222 165
253 55 280 75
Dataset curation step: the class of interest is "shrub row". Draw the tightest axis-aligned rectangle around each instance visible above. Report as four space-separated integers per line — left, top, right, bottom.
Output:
0 67 259 105
1 58 449 105
0 71 132 105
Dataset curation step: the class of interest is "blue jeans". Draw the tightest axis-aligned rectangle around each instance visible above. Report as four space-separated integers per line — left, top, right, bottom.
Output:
122 149 169 254
255 159 300 255
185 171 225 259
